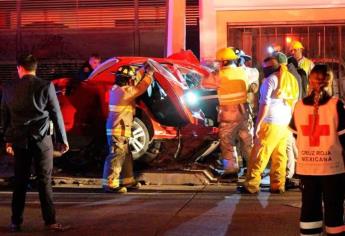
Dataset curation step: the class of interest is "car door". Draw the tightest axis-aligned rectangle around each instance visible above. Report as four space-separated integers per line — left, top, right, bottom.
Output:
139 59 193 127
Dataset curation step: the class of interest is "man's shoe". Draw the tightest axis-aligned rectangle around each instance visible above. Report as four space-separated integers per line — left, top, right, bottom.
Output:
104 186 127 193
45 223 71 232
237 185 258 194
285 178 300 190
9 223 21 233
220 172 239 183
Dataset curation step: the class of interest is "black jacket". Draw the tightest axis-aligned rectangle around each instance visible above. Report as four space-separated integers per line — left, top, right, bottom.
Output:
287 63 303 100
1 75 67 147
78 62 93 81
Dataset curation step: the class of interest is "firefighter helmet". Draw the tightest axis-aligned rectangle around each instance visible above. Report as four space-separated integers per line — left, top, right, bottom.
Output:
216 47 239 61
290 41 304 50
115 65 136 86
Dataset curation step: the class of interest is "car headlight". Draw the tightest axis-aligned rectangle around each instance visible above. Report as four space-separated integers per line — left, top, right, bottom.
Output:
183 91 199 106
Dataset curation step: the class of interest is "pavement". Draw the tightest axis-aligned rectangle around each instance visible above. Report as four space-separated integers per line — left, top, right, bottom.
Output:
0 153 303 235
0 185 302 236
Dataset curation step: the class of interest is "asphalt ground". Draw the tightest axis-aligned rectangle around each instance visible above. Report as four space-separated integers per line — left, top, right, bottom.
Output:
0 185 302 236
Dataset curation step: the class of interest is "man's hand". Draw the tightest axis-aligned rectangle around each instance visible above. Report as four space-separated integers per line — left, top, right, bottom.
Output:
254 125 260 139
5 143 14 156
56 142 69 154
144 63 154 77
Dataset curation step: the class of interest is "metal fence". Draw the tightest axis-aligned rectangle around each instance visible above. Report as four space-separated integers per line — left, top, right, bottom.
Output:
0 0 167 80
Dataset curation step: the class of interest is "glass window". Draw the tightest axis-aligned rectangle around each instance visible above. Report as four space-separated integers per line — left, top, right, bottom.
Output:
174 66 203 88
228 24 343 63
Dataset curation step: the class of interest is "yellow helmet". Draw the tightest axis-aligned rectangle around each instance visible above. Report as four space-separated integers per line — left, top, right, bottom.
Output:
216 47 239 61
290 41 304 50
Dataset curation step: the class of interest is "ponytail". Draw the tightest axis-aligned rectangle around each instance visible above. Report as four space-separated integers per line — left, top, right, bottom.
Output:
312 90 321 133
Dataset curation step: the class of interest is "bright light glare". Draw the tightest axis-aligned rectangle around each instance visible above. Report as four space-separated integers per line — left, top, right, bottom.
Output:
184 92 199 106
267 46 274 54
286 36 292 44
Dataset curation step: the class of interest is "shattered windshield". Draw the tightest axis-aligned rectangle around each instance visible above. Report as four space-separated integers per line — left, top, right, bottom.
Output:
87 57 119 81
147 59 188 90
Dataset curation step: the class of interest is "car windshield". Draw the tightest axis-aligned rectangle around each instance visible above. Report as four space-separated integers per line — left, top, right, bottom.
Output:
87 57 119 81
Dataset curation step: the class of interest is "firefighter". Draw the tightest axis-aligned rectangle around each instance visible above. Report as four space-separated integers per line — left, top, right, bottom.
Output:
290 41 314 76
201 47 253 179
289 64 345 235
239 56 299 194
102 64 154 193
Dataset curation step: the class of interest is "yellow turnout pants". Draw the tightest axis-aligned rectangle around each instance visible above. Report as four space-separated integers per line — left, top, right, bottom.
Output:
244 122 289 193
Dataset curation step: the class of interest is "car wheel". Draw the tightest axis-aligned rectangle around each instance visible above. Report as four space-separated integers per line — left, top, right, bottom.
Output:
130 117 150 160
130 117 161 163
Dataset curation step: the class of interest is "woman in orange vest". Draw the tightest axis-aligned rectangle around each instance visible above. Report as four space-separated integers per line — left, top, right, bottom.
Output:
289 64 345 235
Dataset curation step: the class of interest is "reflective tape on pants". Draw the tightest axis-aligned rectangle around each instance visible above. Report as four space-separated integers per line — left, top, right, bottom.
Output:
300 221 323 229
326 225 345 234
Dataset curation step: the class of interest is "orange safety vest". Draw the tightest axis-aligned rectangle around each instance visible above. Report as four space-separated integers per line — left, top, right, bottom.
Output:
293 97 345 175
217 67 248 106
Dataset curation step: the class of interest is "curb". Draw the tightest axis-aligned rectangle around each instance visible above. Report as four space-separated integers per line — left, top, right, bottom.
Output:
0 169 220 188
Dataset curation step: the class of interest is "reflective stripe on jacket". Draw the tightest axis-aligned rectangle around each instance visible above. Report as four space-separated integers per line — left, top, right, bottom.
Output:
217 67 248 106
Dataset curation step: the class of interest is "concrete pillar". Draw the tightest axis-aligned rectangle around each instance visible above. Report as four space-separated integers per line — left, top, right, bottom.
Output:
199 0 217 61
166 0 186 57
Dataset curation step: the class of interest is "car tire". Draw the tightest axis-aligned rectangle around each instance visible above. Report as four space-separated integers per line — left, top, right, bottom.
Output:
130 117 161 163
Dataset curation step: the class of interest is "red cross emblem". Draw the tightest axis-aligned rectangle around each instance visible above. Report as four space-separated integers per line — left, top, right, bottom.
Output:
301 115 330 147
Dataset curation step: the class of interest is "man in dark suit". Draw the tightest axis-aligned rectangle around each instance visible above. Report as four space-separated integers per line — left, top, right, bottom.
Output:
1 54 69 232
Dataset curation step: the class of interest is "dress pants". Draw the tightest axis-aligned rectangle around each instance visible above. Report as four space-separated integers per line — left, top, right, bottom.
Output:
11 135 56 225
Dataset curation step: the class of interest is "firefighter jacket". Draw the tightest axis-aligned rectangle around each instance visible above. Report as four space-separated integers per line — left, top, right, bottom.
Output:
106 74 152 138
298 56 314 76
290 96 345 176
201 66 248 122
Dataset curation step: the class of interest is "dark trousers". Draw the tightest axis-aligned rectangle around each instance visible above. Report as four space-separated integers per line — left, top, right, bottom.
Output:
11 136 56 225
300 174 345 236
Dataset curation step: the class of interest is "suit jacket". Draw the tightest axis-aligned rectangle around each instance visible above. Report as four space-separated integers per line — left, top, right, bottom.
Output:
1 75 67 147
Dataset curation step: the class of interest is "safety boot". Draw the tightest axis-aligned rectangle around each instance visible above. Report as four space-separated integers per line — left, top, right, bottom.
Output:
122 181 141 190
103 186 127 193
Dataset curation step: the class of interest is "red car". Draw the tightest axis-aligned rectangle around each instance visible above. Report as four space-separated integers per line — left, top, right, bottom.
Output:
53 51 219 163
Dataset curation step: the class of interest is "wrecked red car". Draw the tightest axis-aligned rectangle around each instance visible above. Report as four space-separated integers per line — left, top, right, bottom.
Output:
53 51 219 163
